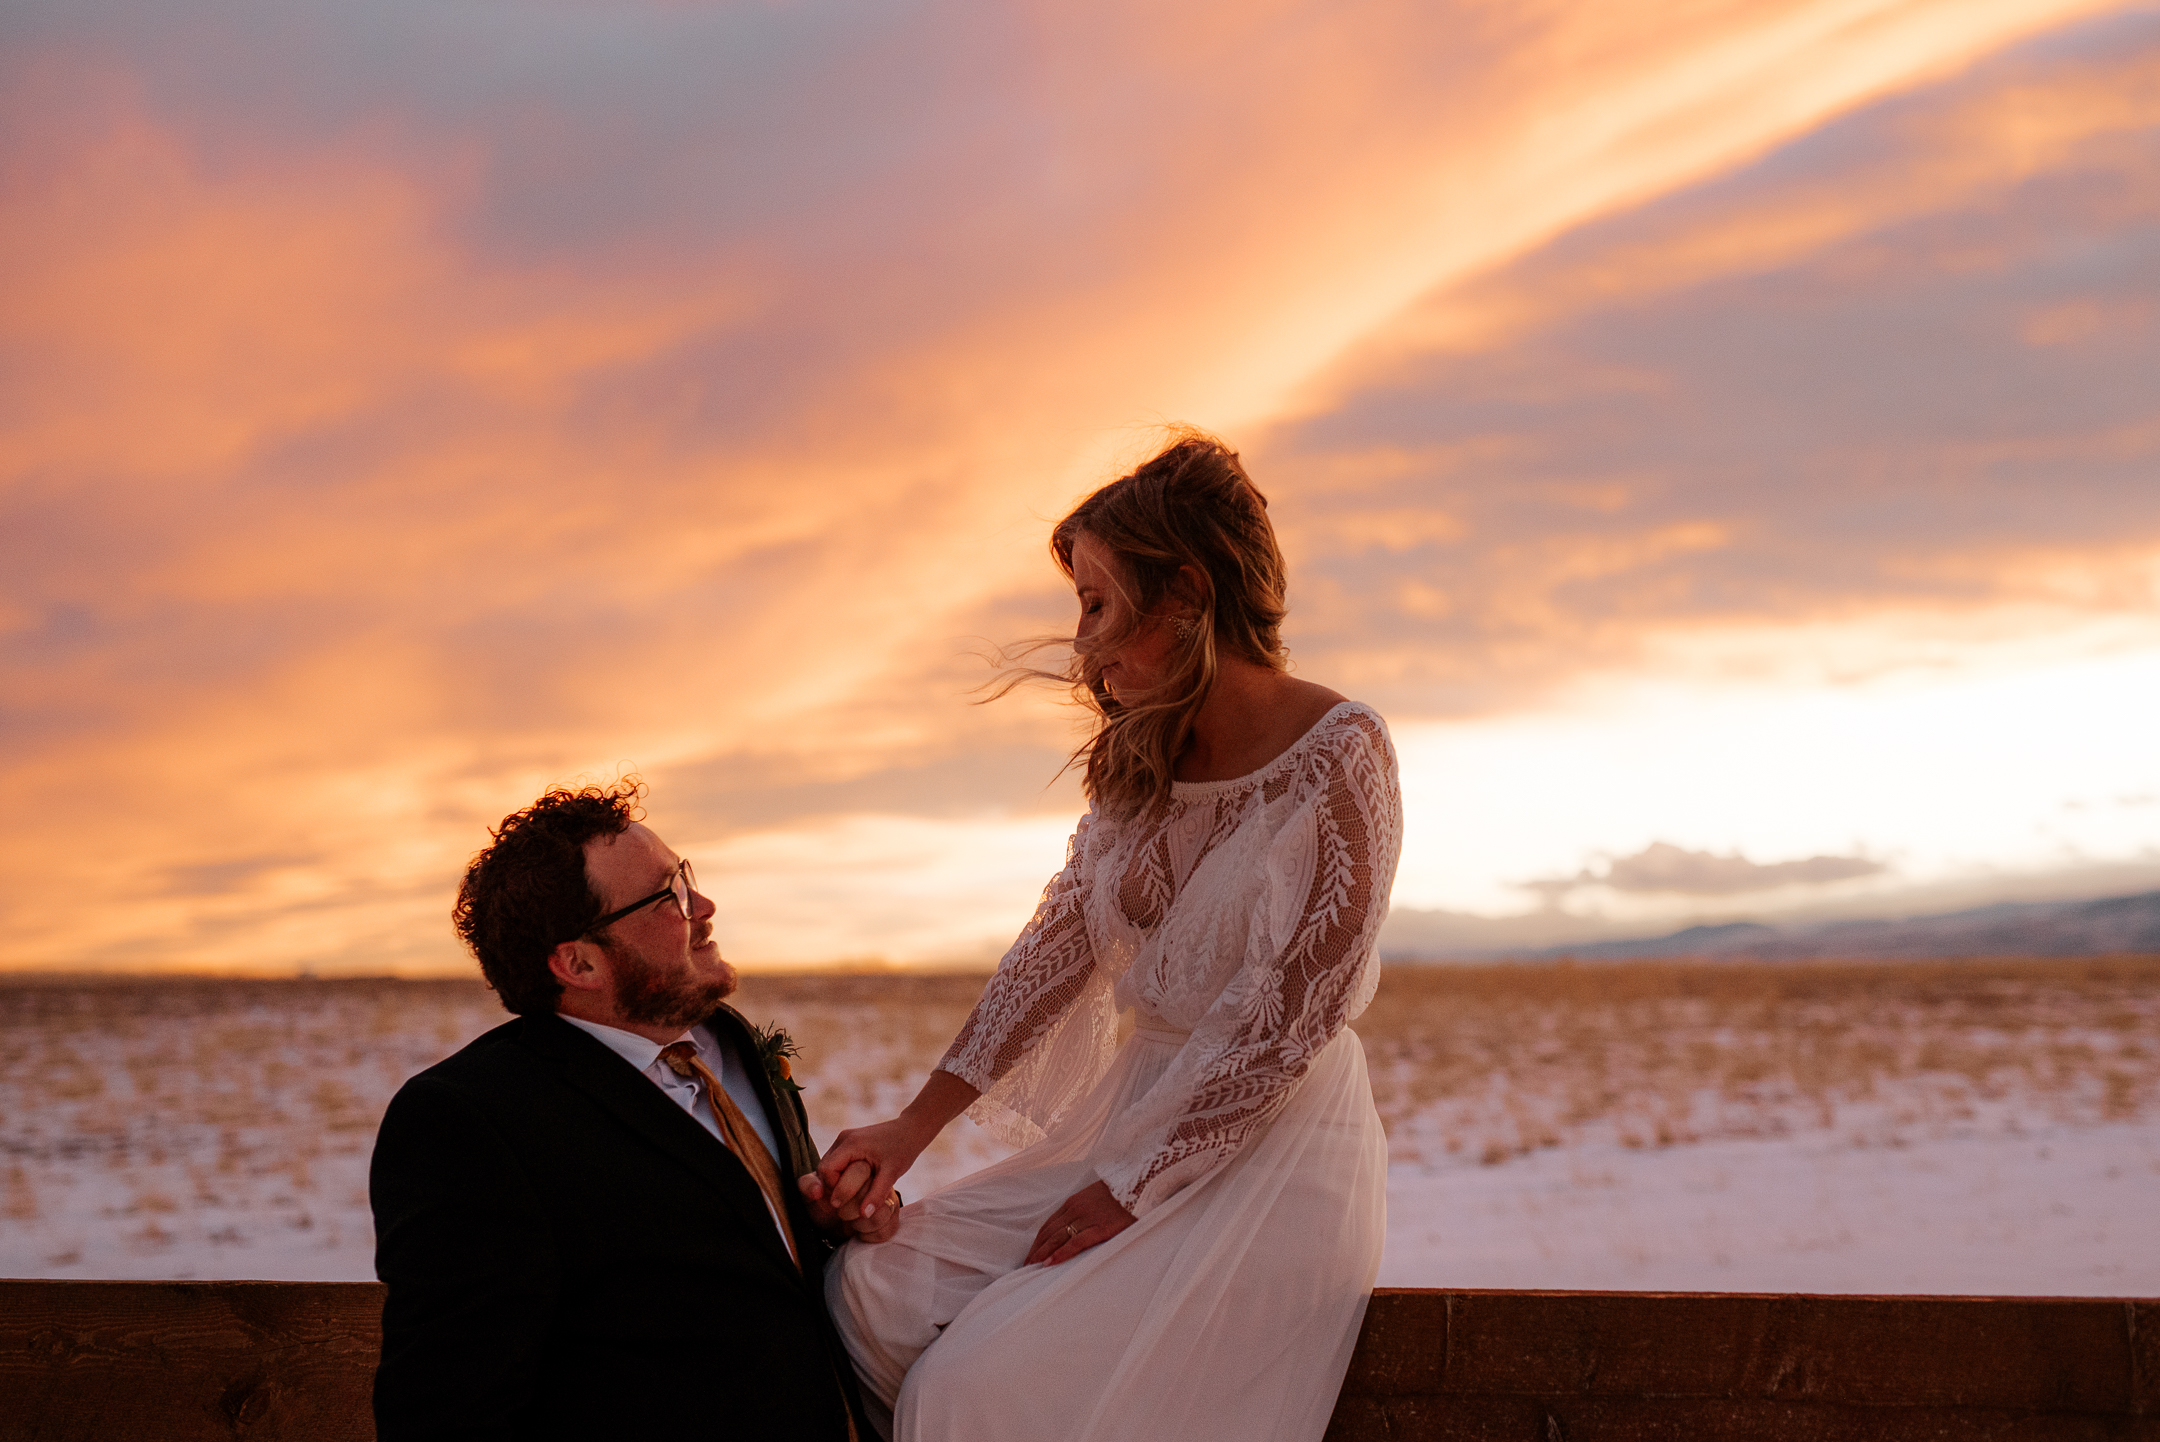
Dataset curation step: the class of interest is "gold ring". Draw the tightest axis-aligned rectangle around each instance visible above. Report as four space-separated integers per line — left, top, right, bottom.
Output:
1064 1221 1081 1241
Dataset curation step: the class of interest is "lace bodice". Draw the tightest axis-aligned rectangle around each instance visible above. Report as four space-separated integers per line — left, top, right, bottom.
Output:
939 702 1403 1216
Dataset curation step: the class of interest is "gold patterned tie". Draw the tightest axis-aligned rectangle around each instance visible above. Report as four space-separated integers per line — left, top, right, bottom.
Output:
657 1040 800 1270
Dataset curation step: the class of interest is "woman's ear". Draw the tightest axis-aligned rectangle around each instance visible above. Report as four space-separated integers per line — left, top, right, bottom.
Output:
1171 563 1210 615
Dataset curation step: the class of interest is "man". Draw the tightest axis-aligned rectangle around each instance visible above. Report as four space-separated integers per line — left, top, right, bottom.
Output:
370 780 891 1440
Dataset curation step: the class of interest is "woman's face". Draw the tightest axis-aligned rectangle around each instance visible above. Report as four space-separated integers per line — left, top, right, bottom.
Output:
1071 531 1175 704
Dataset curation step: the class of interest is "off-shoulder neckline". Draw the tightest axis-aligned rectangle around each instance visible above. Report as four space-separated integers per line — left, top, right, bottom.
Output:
1167 700 1377 799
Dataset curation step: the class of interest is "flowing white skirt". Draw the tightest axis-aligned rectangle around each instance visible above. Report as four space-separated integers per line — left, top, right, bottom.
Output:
827 1023 1389 1442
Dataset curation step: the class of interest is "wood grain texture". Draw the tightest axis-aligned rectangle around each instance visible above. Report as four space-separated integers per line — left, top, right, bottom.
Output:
0 1280 382 1442
1330 1290 2157 1441
2134 1301 2160 1415
2 1282 2154 1441
1326 1395 2157 1442
1434 1291 2132 1407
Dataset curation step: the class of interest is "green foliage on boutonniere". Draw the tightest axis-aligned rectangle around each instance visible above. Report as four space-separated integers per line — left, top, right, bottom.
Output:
752 1021 805 1095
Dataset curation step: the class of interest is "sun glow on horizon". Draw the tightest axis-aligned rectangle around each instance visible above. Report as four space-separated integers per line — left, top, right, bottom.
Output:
2 1 2158 973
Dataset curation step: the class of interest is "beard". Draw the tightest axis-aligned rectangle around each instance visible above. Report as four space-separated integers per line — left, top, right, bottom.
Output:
602 921 736 1029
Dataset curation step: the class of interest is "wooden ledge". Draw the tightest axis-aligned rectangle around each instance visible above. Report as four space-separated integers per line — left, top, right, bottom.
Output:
2 1281 2153 1439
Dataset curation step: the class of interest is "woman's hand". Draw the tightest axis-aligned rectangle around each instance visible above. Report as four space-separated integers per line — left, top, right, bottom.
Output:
815 1069 981 1221
799 1163 899 1244
814 1117 936 1222
1025 1179 1136 1266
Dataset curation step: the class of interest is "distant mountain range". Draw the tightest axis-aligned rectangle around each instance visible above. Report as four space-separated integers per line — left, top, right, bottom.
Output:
1500 889 2160 962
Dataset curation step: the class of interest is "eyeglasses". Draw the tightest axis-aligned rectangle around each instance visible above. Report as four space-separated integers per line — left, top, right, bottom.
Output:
581 858 698 938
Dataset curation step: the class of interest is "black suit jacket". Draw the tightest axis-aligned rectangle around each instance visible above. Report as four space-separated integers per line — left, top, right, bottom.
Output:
369 1004 869 1441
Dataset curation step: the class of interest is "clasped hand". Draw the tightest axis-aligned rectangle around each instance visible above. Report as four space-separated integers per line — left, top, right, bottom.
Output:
805 1112 938 1245
797 1158 898 1245
806 1112 1134 1264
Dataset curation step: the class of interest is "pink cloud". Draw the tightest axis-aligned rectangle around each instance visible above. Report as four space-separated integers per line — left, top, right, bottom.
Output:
0 0 2147 969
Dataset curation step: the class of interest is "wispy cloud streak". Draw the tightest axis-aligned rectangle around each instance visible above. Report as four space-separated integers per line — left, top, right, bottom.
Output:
0 0 2151 968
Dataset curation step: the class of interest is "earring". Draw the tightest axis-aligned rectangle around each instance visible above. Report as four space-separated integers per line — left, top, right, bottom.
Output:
1172 614 1200 642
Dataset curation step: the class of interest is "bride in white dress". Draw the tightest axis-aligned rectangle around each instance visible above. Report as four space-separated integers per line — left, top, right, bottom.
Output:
810 430 1403 1442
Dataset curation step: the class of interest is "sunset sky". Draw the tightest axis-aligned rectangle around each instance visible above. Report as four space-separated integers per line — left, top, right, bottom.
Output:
4 0 2158 973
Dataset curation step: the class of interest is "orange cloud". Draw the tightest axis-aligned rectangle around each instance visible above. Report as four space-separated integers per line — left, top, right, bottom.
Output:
1351 45 2160 364
1 1 2152 971
1255 9 2160 720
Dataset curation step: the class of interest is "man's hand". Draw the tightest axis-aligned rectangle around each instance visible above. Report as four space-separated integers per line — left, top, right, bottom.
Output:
800 1164 900 1244
1024 1179 1135 1266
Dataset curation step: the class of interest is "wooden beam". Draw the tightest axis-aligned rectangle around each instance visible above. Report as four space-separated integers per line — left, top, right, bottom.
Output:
2 1282 2152 1440
2 1280 381 1441
1330 1290 2159 1439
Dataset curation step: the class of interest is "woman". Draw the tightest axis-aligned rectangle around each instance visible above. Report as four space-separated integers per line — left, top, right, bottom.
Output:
813 430 1402 1441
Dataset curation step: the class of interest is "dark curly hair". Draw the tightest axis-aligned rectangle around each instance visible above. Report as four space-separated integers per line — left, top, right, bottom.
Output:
453 779 646 1015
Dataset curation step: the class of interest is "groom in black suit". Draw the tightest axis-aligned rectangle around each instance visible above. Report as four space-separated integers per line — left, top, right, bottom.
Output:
370 781 890 1441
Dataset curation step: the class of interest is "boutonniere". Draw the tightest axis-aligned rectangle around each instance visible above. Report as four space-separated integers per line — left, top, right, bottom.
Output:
752 1021 805 1095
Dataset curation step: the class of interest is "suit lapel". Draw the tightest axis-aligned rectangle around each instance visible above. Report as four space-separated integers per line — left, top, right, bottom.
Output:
705 1007 874 1436
514 1014 802 1281
706 1004 825 1260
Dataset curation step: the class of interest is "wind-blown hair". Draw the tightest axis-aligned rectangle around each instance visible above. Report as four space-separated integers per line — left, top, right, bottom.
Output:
1009 428 1289 819
452 779 645 1015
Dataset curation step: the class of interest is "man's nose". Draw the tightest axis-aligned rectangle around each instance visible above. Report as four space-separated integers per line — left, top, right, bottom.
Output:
690 886 718 922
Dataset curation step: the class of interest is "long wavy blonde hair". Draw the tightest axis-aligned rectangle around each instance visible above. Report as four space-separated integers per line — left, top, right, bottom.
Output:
998 428 1290 819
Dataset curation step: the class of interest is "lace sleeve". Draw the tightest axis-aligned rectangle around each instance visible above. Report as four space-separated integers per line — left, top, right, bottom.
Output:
939 811 1119 1146
1096 713 1402 1215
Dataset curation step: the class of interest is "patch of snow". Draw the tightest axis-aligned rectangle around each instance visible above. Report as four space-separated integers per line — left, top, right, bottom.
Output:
4 973 2155 1293
1381 1119 2160 1294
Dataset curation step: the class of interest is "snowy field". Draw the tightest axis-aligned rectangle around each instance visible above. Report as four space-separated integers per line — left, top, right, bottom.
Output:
2 961 2155 1294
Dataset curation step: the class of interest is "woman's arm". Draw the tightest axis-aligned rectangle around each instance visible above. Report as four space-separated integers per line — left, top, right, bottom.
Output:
935 815 1100 1098
814 813 1101 1213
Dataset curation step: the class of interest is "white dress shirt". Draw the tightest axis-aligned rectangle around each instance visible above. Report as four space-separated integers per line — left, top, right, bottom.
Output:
559 1014 792 1243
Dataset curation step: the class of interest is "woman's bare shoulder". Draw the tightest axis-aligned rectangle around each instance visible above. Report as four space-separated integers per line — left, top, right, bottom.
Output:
1278 676 1349 732
1249 677 1354 763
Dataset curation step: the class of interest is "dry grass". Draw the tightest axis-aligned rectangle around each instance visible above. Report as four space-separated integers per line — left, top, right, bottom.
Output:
1 959 2153 1274
0 977 500 1264
1350 957 2160 1167
0 971 1004 1266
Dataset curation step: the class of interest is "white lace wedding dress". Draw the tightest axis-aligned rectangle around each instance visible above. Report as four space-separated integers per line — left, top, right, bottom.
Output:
828 702 1403 1441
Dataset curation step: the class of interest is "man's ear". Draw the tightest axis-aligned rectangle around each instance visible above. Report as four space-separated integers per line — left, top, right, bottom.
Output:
548 939 607 994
